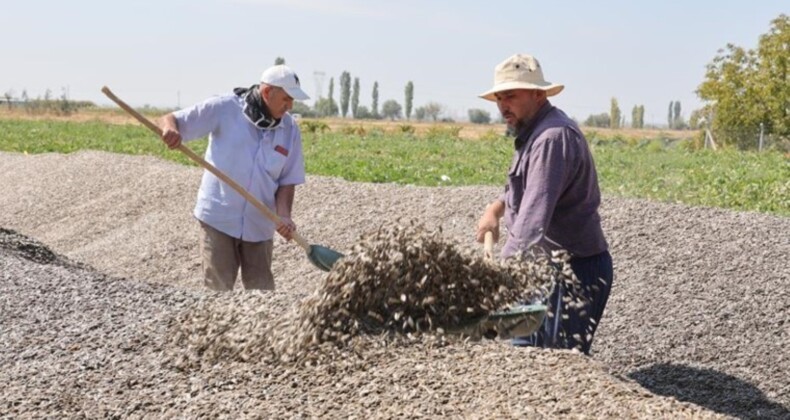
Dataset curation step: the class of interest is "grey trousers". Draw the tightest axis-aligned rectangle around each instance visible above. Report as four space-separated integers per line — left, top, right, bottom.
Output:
199 221 274 291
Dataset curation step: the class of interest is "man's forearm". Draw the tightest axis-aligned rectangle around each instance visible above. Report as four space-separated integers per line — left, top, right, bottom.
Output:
274 184 296 217
487 199 505 219
160 113 178 131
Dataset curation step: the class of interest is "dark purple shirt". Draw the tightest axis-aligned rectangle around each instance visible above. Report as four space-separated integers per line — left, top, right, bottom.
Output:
500 102 608 259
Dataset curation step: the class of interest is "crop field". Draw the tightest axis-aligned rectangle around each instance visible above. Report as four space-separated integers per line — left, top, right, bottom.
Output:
1 112 787 216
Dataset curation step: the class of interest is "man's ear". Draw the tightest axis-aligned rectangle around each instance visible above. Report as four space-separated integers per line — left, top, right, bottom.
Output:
261 84 272 101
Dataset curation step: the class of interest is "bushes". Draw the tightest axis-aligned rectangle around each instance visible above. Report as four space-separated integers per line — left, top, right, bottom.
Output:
300 120 329 134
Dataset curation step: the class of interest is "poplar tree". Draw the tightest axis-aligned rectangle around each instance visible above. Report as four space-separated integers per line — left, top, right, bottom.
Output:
351 77 360 118
404 81 414 120
668 101 674 128
610 98 621 129
339 71 351 118
372 81 379 118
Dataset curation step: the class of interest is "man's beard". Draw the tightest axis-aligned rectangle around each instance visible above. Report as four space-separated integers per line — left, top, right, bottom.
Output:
504 117 529 136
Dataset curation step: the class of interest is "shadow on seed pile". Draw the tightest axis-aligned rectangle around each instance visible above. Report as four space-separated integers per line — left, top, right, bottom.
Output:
1 227 62 265
169 222 572 368
629 363 790 419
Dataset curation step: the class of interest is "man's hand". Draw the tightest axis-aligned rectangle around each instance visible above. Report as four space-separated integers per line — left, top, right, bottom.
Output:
160 114 182 149
476 200 505 243
276 216 297 241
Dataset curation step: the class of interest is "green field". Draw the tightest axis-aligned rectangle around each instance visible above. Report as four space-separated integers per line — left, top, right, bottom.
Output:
1 118 787 216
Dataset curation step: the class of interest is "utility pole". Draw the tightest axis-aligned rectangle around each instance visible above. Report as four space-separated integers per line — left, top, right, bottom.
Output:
313 71 325 101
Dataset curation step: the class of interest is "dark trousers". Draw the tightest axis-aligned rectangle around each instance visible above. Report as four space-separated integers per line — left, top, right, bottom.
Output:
512 250 613 355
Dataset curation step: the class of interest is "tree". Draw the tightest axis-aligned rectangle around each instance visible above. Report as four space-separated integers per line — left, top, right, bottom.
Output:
291 101 317 118
414 107 427 121
468 108 491 124
638 105 645 128
3 90 13 109
381 99 402 120
355 106 372 119
668 101 674 128
673 101 683 129
351 77 360 118
274 57 285 65
423 102 443 122
610 98 621 129
316 77 338 117
688 108 705 130
631 105 646 129
584 113 610 128
59 86 72 115
314 98 338 117
371 81 379 118
339 71 351 118
325 78 337 117
404 81 414 120
698 14 789 148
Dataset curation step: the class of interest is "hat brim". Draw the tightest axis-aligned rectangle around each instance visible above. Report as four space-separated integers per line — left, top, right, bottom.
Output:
479 81 564 102
283 86 310 101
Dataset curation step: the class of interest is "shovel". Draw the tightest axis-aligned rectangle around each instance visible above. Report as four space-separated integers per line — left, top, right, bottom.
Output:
468 231 546 339
101 86 343 272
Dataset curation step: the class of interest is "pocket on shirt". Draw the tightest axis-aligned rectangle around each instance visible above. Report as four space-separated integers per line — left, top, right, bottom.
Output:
264 146 287 180
507 164 524 211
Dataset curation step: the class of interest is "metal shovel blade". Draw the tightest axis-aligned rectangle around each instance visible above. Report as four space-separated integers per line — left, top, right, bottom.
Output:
447 304 547 340
308 245 344 272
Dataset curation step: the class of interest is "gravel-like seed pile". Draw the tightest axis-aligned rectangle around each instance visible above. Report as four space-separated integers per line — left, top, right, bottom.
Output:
1 150 788 418
169 222 565 368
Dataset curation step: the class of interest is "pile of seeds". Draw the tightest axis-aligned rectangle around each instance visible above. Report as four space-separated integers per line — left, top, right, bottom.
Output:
3 151 787 418
170 222 571 367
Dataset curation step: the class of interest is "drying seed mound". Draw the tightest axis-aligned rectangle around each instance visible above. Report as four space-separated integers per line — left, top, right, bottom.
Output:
1 227 724 418
290 223 560 339
171 222 568 367
3 151 787 418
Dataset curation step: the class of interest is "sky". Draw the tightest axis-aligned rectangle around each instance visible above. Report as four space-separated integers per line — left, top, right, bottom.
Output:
1 0 786 125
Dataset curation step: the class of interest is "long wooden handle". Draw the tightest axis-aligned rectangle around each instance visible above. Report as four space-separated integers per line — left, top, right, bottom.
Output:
101 86 311 252
483 231 495 260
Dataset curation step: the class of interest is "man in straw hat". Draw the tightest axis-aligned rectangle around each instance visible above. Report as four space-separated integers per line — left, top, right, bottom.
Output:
160 64 309 291
475 54 613 355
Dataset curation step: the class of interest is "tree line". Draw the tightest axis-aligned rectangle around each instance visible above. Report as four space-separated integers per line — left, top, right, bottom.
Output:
581 13 787 151
275 57 495 124
1 88 94 115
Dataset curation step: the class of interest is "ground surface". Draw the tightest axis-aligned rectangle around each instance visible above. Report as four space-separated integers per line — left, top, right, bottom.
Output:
1 151 787 418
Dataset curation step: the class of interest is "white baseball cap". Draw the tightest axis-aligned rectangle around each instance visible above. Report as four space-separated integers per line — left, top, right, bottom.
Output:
260 65 310 100
479 54 564 101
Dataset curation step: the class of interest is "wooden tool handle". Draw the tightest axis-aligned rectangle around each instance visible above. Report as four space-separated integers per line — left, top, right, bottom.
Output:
483 231 495 260
101 86 310 252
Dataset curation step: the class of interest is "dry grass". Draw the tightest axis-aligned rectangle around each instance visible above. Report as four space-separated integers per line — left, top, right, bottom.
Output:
0 108 698 140
0 107 156 125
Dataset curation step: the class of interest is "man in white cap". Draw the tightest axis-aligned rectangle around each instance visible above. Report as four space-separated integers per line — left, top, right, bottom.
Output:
159 64 310 291
475 54 613 355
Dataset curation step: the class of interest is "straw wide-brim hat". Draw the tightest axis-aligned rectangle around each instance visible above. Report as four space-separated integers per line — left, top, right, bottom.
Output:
479 54 564 101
